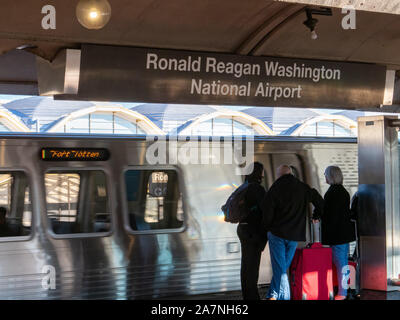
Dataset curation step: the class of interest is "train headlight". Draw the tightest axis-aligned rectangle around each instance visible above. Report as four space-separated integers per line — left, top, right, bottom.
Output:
76 0 111 30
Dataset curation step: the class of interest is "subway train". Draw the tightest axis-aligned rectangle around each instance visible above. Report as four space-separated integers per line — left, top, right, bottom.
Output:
0 134 358 299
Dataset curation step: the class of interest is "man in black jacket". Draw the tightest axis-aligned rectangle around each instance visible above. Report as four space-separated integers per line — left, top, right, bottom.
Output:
261 165 324 300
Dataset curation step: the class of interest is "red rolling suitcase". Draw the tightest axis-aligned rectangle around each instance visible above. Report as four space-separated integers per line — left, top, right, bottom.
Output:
289 223 334 300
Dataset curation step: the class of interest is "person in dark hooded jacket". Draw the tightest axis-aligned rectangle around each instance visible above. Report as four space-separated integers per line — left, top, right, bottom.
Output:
237 161 267 300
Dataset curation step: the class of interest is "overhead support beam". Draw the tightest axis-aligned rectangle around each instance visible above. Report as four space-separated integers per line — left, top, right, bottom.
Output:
274 0 400 15
0 49 38 95
377 73 400 111
235 4 305 55
36 49 81 96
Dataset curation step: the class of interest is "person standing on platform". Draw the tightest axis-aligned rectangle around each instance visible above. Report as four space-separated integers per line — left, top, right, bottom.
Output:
312 166 356 300
261 165 324 300
236 161 268 300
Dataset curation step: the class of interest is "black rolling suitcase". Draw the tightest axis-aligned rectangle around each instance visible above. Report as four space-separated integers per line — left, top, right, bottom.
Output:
348 220 360 299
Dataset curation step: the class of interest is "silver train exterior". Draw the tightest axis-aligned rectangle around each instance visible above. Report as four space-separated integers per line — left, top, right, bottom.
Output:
0 134 358 299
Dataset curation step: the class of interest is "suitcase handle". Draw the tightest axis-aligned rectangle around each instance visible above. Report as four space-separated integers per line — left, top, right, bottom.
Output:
309 219 321 246
312 220 321 243
307 242 323 249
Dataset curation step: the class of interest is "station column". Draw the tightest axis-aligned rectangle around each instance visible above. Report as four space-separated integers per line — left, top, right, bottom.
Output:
358 115 400 291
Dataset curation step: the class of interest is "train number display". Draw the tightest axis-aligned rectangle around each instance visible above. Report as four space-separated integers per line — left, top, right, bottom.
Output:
41 148 110 161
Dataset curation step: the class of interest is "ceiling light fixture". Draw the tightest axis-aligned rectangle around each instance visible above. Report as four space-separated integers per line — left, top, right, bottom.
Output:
303 7 332 40
76 0 111 30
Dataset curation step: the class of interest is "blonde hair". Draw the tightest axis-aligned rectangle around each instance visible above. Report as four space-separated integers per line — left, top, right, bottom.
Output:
324 166 343 185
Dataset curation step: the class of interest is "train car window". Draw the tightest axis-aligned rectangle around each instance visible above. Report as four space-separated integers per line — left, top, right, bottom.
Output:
124 170 184 231
45 171 111 235
0 172 31 237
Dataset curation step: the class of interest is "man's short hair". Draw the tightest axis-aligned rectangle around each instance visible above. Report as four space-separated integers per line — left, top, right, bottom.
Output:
276 165 293 178
324 166 343 185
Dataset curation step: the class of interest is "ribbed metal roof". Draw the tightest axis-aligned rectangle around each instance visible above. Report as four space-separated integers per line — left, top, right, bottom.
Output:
241 107 320 133
0 96 385 135
3 97 95 131
130 103 218 133
333 110 367 122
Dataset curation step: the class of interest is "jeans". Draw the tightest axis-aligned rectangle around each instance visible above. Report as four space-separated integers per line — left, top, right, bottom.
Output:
331 243 350 297
267 232 298 300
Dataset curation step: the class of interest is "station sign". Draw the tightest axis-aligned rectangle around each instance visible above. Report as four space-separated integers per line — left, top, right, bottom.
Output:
59 44 388 109
41 148 110 161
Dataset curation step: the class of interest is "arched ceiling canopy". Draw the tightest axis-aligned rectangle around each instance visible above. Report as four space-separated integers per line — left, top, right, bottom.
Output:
46 105 166 135
177 110 274 136
0 0 398 68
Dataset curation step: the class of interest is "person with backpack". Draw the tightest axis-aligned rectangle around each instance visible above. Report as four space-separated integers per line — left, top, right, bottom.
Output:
261 164 324 300
222 161 267 300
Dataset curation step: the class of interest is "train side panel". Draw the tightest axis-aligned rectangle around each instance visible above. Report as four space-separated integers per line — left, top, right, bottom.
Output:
0 136 357 299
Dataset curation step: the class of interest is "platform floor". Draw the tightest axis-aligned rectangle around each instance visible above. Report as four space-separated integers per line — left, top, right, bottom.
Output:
165 286 400 300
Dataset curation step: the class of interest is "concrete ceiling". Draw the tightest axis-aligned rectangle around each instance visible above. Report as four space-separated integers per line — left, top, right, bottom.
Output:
0 0 396 65
276 0 400 15
254 7 400 68
0 0 298 60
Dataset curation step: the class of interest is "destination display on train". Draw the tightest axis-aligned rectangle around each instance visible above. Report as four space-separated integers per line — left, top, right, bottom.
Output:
41 148 110 161
67 44 388 110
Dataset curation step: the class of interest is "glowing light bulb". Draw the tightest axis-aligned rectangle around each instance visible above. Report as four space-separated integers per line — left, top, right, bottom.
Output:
76 0 111 30
311 30 318 40
89 11 99 19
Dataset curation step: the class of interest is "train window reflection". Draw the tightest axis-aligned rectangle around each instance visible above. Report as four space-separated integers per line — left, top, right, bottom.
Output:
125 170 184 231
0 172 31 237
45 171 111 235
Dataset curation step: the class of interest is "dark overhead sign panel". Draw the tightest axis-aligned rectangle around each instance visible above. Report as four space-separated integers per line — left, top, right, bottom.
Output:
65 44 387 109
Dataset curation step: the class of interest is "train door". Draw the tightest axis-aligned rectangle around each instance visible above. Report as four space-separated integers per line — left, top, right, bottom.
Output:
253 152 305 187
270 153 304 182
